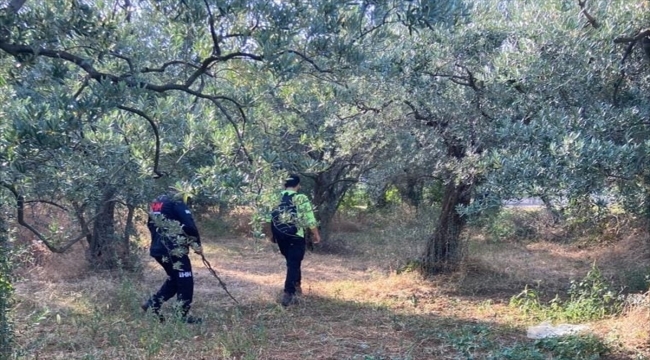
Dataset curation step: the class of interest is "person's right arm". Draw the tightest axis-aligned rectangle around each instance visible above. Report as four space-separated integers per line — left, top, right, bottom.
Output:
310 225 321 244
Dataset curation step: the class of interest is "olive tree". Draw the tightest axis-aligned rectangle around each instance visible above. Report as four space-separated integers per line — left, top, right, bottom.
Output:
369 0 649 273
479 0 650 226
228 0 470 242
0 0 267 268
0 0 467 264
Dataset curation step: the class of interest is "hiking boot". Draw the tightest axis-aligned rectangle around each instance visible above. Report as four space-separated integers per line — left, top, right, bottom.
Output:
141 300 166 323
281 292 298 307
182 315 202 324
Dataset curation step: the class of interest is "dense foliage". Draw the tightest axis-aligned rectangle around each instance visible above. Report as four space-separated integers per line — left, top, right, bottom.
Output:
0 0 647 277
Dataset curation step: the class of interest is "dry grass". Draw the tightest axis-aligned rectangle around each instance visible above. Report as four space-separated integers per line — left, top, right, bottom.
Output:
593 303 650 358
9 209 650 360
450 237 650 323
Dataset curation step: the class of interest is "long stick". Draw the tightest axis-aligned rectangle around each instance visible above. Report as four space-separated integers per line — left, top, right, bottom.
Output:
200 253 239 305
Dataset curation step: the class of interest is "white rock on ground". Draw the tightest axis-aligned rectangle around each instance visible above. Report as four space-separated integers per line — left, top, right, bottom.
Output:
526 322 590 339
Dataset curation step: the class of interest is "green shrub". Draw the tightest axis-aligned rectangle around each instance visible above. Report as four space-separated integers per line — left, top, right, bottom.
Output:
534 335 610 360
510 264 623 322
563 264 623 321
472 209 538 243
490 335 610 360
423 323 609 360
339 185 372 215
509 285 545 317
485 211 518 242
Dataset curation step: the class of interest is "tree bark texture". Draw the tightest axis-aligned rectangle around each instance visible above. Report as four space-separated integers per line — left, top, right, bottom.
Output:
311 161 358 243
87 187 123 269
0 214 13 359
421 180 472 274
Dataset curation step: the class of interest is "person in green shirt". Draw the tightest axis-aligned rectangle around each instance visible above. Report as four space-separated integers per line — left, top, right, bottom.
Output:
266 174 321 307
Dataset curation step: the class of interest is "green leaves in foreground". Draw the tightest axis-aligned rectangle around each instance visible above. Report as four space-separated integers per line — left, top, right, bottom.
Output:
493 335 610 360
421 323 609 360
510 264 624 322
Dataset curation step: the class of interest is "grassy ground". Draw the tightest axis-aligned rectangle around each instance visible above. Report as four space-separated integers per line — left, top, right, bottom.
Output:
9 208 650 359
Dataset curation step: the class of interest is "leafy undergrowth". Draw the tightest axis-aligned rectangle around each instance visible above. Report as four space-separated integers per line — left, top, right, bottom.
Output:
10 212 650 360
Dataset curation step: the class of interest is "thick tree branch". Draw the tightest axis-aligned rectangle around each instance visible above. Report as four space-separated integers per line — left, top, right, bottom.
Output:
404 100 449 129
71 202 91 245
423 66 482 92
203 0 221 56
612 41 635 107
578 0 599 28
423 71 469 86
279 50 333 74
325 177 359 190
614 29 650 44
140 60 205 74
0 41 260 92
0 32 264 167
23 200 68 211
183 53 263 87
451 64 482 91
109 51 135 73
404 100 432 121
123 0 132 22
116 105 164 178
72 77 90 99
5 0 27 13
424 66 492 121
1 182 92 253
620 41 637 65
123 203 136 246
611 29 650 105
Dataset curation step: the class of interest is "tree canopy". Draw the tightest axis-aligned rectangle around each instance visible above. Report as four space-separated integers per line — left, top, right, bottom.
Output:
0 0 648 273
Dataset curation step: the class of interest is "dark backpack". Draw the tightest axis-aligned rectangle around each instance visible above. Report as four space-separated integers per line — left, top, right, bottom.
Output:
271 193 299 238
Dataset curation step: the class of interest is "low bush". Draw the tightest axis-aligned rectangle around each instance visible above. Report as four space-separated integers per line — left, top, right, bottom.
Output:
510 264 623 322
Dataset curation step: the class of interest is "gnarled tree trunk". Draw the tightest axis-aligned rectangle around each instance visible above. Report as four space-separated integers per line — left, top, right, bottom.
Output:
310 158 359 243
87 187 124 269
312 174 352 243
396 170 425 208
0 214 13 359
421 180 472 274
540 194 563 225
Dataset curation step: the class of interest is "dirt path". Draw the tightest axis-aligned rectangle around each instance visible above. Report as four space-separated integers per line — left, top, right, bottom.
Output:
12 234 649 359
139 237 384 309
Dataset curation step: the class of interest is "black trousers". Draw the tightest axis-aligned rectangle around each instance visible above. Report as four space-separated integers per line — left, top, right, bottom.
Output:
276 235 306 295
147 254 194 316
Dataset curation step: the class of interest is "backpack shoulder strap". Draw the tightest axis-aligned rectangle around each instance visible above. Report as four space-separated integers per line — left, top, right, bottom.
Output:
281 192 296 202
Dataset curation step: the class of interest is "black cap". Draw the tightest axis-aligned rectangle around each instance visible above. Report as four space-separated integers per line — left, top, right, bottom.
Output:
284 174 300 188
